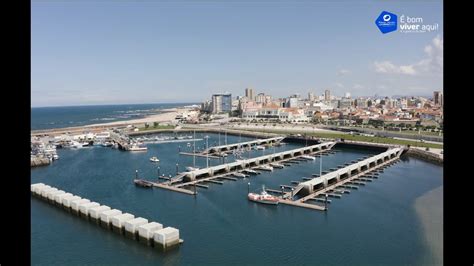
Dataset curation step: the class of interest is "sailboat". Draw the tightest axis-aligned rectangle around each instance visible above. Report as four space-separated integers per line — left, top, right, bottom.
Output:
186 130 200 171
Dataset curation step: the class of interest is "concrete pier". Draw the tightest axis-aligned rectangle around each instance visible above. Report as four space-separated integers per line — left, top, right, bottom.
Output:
31 184 183 252
111 213 135 234
202 136 284 155
62 195 81 210
71 199 91 215
100 209 122 229
138 222 163 245
89 205 111 224
124 217 149 240
79 202 100 219
153 227 181 250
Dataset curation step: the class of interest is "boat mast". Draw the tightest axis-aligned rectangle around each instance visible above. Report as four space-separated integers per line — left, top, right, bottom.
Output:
319 152 322 177
205 135 209 168
193 130 196 167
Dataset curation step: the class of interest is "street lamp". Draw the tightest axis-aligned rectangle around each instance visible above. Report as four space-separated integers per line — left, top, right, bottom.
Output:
247 182 250 194
135 169 138 180
176 163 179 175
291 188 294 200
325 193 328 210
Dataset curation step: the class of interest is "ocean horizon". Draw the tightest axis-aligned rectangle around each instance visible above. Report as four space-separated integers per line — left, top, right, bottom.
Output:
31 102 197 130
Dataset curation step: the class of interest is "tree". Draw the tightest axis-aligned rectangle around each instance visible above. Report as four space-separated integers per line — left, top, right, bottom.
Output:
153 122 159 128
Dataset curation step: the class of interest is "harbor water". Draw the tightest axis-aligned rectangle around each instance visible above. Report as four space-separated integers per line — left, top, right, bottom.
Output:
31 133 443 265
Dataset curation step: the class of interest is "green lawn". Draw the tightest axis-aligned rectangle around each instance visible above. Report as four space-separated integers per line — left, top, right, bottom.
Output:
235 128 443 149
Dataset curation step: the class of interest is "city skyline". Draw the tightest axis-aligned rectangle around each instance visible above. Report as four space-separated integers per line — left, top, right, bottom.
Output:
32 1 443 107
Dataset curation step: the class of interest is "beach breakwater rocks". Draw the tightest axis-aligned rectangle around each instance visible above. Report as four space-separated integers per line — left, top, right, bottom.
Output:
406 148 443 165
31 183 183 251
31 156 51 167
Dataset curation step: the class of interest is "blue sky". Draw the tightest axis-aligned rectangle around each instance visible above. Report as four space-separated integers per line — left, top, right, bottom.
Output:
31 1 443 107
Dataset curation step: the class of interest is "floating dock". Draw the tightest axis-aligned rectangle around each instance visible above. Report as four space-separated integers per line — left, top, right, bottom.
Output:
31 183 183 251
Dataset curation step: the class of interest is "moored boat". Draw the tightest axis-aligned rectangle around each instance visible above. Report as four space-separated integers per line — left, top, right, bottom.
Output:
248 185 279 205
134 179 153 188
149 156 160 162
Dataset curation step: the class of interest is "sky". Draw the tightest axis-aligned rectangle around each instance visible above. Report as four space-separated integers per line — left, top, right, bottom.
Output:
31 0 443 107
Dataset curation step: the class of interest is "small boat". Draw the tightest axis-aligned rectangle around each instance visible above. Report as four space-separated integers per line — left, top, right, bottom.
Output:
255 145 265 150
129 144 147 151
248 185 279 205
134 179 153 188
232 172 247 178
101 141 113 147
52 154 59 160
149 156 160 162
242 169 259 175
301 155 316 160
186 166 200 171
255 165 273 171
270 163 285 169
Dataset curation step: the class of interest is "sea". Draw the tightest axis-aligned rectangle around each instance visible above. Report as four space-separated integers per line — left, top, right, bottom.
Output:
31 131 444 265
31 103 195 130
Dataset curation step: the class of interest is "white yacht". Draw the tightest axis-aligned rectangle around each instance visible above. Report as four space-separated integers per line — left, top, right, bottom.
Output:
129 143 147 151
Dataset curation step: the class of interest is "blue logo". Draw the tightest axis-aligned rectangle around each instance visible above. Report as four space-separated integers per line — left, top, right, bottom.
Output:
375 11 397 34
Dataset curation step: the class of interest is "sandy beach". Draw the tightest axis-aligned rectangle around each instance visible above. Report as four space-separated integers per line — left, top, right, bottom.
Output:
414 185 443 265
85 107 185 127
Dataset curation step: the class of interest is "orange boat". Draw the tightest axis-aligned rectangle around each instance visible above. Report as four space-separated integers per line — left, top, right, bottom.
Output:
248 185 279 205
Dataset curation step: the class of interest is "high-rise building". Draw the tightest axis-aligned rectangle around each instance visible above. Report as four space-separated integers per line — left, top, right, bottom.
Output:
344 92 351 98
256 93 265 103
245 88 255 101
433 91 443 107
308 92 315 101
287 97 299 108
212 93 232 113
324 90 331 101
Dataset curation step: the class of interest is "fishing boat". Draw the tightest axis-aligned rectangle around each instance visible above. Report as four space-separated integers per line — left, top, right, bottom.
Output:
149 156 160 162
248 185 279 205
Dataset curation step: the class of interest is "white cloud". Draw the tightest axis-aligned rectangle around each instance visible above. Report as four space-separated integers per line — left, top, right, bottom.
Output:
373 35 443 76
353 84 364 89
334 82 344 88
337 69 351 76
374 61 417 75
